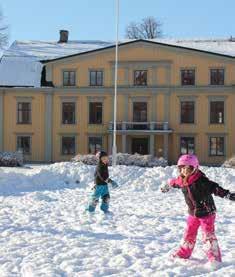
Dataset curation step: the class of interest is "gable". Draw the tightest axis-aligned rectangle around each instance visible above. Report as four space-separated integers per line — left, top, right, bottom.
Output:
42 39 235 66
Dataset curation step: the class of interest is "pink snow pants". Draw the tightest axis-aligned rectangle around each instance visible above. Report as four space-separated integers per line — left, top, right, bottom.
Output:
174 214 222 262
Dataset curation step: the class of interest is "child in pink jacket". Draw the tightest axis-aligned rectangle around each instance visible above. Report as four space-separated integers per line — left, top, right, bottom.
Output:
161 154 235 265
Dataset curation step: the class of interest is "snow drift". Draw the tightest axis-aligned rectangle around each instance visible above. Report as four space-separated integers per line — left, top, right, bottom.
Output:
72 153 168 167
0 163 234 276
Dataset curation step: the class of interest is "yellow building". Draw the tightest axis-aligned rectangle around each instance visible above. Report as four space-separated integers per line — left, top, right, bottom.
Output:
0 31 235 165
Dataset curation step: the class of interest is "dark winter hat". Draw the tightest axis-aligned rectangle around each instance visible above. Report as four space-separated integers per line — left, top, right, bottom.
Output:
96 151 108 160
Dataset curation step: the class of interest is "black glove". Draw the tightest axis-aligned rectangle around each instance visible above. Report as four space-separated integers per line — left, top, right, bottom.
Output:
227 192 235 201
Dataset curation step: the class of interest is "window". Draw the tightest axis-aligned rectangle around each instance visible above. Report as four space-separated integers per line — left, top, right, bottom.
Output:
17 136 31 154
181 69 195 86
209 137 224 156
89 102 103 124
17 102 31 124
210 101 224 124
62 102 75 124
88 137 102 154
133 102 147 122
62 136 75 155
90 71 103 86
210 69 224 85
63 71 76 86
134 70 147 86
180 101 195 124
180 137 195 155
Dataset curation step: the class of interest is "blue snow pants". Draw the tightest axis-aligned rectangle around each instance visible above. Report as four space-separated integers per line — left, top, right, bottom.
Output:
87 184 110 213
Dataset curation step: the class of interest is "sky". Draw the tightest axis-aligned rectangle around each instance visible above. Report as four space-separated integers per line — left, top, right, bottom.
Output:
1 0 235 45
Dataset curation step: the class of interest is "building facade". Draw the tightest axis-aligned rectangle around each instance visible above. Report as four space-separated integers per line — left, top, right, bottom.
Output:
0 39 235 165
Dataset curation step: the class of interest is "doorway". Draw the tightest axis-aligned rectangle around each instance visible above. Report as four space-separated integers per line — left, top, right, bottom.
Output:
131 138 149 155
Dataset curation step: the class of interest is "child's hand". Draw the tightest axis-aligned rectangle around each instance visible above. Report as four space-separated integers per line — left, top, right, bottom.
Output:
111 180 118 189
161 183 171 193
107 178 118 188
227 192 235 201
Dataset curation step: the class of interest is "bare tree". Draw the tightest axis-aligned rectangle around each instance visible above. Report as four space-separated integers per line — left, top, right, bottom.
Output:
126 16 162 39
0 9 8 48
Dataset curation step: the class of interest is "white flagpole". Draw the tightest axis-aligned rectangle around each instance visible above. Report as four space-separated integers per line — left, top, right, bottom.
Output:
112 0 119 166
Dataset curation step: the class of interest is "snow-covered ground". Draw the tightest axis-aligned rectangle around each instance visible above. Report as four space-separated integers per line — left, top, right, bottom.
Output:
0 163 234 277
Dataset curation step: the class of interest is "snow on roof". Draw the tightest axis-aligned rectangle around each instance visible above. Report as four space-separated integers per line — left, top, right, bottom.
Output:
0 38 234 88
0 40 113 87
152 38 235 57
3 40 113 60
0 56 43 87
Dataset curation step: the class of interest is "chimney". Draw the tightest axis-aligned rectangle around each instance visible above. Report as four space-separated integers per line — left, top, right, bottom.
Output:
59 30 69 43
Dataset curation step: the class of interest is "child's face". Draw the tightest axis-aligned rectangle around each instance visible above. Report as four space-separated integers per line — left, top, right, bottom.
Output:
179 165 194 177
101 156 109 164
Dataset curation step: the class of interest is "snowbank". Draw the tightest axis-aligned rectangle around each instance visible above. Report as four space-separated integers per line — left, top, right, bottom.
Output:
222 156 235 168
0 163 234 276
72 153 168 167
0 151 23 167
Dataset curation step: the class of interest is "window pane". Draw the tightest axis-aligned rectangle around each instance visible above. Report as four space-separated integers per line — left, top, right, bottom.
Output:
17 102 31 124
62 137 75 155
90 71 103 86
133 102 147 122
210 101 224 124
97 71 103 86
134 70 147 86
89 102 103 124
210 137 217 156
63 71 75 86
62 102 75 124
70 72 75 86
181 70 195 86
90 71 96 86
217 137 224 155
210 137 224 156
63 72 69 85
181 101 194 123
88 137 102 154
180 137 195 154
210 69 224 85
17 136 31 154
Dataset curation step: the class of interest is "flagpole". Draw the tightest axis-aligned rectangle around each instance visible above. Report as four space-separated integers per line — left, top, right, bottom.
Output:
112 0 119 166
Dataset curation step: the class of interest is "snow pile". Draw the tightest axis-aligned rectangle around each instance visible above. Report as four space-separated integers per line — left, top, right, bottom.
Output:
0 163 234 276
0 151 23 167
222 156 235 168
0 162 91 195
72 153 168 167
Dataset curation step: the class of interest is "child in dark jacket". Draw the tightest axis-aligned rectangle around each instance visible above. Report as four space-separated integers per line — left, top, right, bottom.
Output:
161 154 235 264
86 151 117 213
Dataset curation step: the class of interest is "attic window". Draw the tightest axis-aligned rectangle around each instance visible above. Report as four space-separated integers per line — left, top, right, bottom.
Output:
63 71 76 86
134 70 147 86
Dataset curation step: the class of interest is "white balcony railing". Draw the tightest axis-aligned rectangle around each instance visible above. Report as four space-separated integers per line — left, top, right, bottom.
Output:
108 121 170 131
